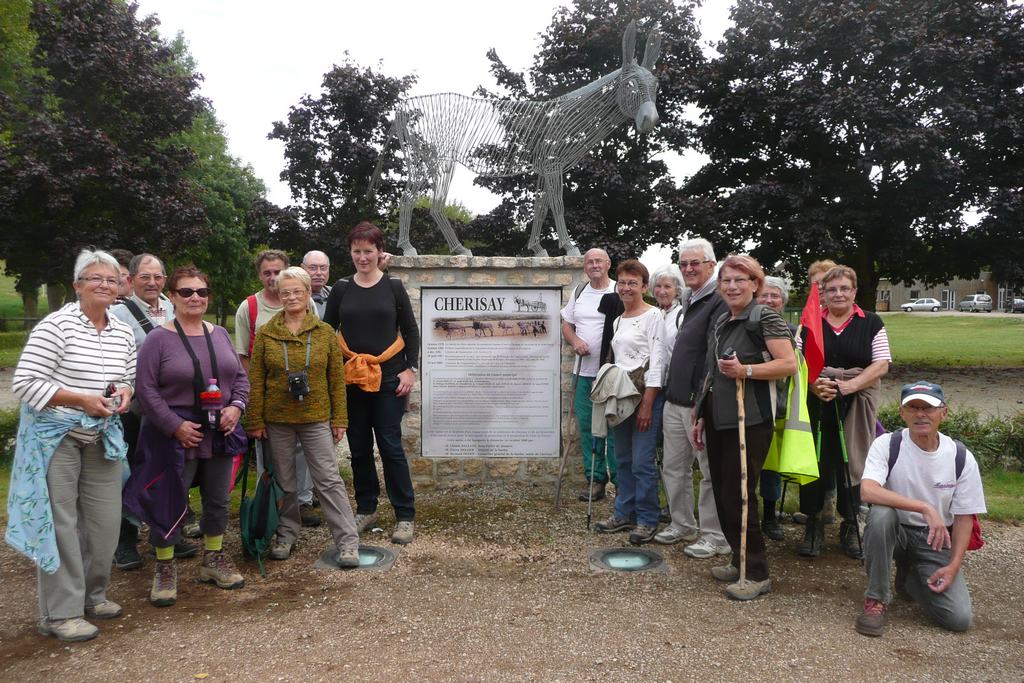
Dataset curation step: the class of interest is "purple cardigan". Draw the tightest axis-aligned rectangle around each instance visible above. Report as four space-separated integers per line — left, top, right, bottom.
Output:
136 324 249 459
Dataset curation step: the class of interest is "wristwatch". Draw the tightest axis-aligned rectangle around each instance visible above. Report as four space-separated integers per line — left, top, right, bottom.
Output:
745 365 753 378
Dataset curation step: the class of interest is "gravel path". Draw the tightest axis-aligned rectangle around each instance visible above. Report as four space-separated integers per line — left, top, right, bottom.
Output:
0 484 1022 682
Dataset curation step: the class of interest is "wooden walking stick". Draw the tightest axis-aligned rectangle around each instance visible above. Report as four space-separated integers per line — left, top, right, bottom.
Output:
736 376 750 587
554 369 582 508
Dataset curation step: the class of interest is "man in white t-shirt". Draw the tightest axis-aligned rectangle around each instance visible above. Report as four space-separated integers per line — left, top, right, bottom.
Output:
855 381 986 637
561 248 618 501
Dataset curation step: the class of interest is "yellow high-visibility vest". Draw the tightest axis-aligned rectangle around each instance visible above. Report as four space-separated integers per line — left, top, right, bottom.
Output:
763 348 819 485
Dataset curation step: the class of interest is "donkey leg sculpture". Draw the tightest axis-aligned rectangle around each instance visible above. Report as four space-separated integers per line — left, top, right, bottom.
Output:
398 171 427 256
431 161 472 256
526 183 550 257
543 172 581 257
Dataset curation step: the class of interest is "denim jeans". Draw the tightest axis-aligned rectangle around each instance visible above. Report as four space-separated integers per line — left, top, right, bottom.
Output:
574 375 616 485
612 395 663 528
346 377 415 521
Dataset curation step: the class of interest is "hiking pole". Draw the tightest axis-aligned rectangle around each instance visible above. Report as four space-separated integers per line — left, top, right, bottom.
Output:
586 435 599 529
554 370 582 508
835 400 864 563
736 376 750 587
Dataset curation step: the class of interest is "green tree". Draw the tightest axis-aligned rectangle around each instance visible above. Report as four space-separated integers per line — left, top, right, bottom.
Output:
685 0 1024 306
0 0 206 302
469 0 705 259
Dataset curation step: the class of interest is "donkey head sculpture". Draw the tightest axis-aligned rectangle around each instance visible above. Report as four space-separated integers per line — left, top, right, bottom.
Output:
617 20 662 135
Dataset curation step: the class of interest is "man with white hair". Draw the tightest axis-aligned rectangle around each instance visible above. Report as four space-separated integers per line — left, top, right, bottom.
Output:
656 238 731 558
302 250 332 319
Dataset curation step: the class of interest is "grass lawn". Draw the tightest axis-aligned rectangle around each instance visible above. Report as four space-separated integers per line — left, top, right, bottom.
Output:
882 314 1024 368
0 261 47 320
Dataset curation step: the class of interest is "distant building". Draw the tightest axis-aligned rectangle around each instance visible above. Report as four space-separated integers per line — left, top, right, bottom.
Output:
876 271 1017 310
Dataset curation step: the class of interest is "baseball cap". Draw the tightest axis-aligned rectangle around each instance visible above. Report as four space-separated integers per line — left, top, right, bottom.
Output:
900 381 946 407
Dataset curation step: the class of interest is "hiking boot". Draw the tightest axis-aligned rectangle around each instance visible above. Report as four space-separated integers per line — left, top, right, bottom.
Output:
840 520 864 559
182 519 202 539
84 600 122 619
762 519 784 541
392 521 415 545
683 537 732 559
354 511 379 534
337 547 360 569
628 524 657 545
710 563 740 582
37 617 98 642
726 578 772 601
300 503 322 527
792 512 808 525
654 525 699 545
199 550 244 589
269 540 293 561
797 516 825 557
150 560 177 607
114 542 143 571
577 480 606 502
594 515 634 533
854 598 887 636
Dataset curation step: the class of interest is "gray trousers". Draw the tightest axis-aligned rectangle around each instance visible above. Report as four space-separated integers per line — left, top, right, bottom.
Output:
661 401 726 545
863 505 973 631
38 436 121 621
256 439 314 505
150 455 232 548
266 423 358 552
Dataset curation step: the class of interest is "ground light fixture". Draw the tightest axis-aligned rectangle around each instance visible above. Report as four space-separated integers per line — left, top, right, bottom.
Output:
314 545 398 572
588 547 667 574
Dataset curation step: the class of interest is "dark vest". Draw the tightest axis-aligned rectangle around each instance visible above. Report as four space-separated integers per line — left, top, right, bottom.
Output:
664 291 728 407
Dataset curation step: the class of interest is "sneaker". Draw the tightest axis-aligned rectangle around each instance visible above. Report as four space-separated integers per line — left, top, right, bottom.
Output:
684 537 732 559
300 503 322 527
594 515 634 533
628 524 657 545
269 540 292 561
710 563 740 582
726 578 772 601
654 526 699 545
761 519 784 541
577 480 606 502
150 560 177 607
199 550 245 589
84 600 122 619
337 547 360 569
37 617 98 642
354 511 379 534
854 598 887 636
114 543 143 571
392 520 415 545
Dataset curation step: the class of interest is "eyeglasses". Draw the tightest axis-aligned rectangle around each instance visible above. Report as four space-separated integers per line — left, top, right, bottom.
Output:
278 288 306 299
78 275 120 287
303 264 329 272
175 287 210 298
135 274 166 283
680 259 712 270
824 286 854 295
720 277 751 286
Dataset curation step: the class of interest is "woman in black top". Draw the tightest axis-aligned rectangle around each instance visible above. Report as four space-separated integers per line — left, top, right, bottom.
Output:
798 265 890 559
323 222 420 545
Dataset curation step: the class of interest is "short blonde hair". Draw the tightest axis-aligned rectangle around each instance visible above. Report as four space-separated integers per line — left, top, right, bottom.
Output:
808 259 838 281
275 266 311 292
821 265 858 289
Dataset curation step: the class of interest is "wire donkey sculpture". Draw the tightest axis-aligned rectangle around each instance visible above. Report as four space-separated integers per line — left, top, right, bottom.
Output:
369 21 662 257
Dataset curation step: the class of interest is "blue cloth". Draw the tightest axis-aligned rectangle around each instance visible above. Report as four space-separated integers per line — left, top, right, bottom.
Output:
613 393 664 527
5 403 126 573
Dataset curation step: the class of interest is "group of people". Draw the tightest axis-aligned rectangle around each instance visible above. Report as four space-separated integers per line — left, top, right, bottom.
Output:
561 242 986 632
8 222 419 642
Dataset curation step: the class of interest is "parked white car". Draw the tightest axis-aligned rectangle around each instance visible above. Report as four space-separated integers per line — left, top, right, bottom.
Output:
901 298 941 312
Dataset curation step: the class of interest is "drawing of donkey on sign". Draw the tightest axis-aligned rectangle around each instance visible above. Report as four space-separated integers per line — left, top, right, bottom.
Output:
369 21 661 257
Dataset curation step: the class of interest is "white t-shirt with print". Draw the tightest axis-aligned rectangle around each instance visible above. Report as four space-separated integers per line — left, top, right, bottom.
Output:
862 429 987 528
561 280 616 378
610 307 664 389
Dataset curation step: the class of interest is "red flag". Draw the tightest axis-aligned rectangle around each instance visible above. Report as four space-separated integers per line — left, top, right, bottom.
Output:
800 282 825 384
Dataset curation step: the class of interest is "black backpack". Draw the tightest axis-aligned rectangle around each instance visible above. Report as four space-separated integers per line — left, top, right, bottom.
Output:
237 440 285 576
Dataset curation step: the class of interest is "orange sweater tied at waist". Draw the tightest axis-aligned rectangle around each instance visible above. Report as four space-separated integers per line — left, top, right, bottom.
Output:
337 331 405 392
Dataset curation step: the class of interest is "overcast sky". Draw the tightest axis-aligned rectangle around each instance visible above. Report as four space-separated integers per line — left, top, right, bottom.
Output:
136 0 734 266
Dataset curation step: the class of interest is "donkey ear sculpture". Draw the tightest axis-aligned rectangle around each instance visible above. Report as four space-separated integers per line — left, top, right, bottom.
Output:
622 20 638 66
641 26 662 69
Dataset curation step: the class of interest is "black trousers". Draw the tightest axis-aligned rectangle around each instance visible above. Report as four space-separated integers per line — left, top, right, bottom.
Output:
799 417 860 521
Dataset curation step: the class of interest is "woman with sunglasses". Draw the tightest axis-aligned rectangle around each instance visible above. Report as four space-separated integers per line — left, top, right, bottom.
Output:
127 266 249 607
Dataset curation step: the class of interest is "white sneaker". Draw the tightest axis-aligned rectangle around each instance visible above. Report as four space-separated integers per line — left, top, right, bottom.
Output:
654 526 699 545
683 537 731 559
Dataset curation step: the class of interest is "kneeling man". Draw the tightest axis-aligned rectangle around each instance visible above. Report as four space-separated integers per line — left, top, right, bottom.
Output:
855 381 986 636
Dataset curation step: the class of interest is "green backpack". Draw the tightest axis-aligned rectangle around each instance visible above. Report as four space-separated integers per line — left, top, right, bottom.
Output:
237 440 285 576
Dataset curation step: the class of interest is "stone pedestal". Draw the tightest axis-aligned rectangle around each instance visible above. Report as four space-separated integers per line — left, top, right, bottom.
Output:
389 255 586 488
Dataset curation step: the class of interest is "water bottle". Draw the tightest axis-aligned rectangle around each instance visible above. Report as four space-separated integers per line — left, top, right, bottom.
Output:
199 378 222 430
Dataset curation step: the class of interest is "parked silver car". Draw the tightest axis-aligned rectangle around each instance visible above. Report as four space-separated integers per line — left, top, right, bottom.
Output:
957 294 993 312
901 298 941 312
